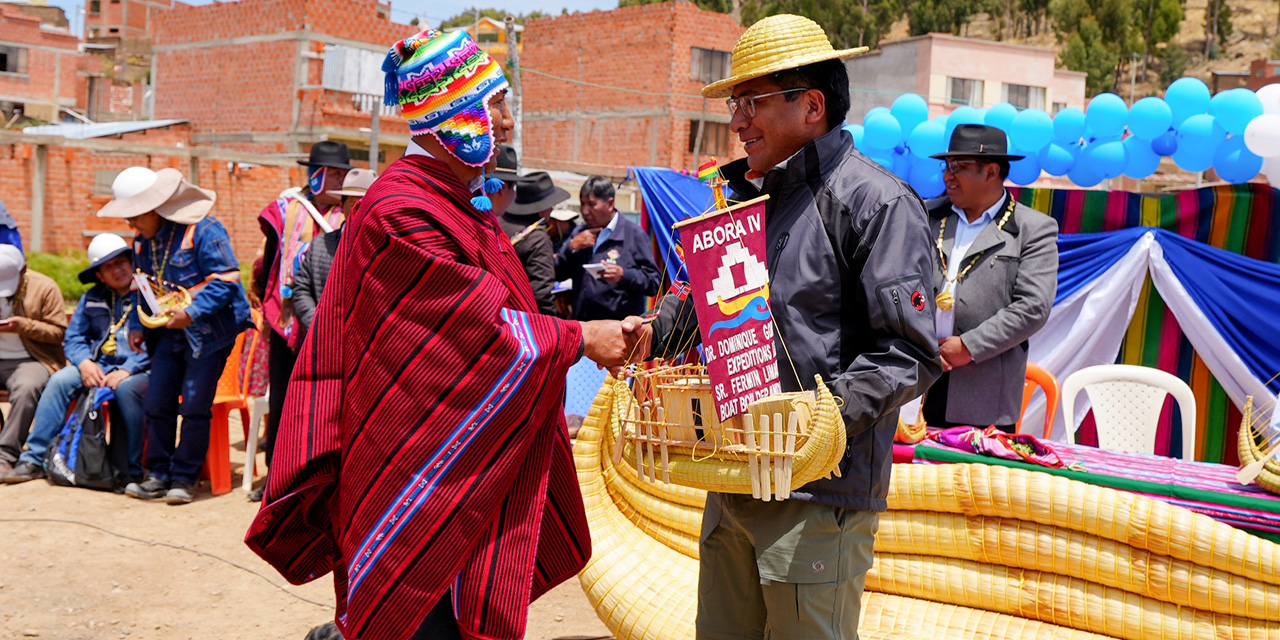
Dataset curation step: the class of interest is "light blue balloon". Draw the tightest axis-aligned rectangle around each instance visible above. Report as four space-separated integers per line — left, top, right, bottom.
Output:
984 102 1019 134
1038 143 1077 176
843 124 865 149
1086 93 1128 138
907 119 947 159
1164 77 1211 127
1176 113 1225 167
1067 157 1102 187
867 149 895 170
891 94 930 137
1127 97 1173 140
1053 107 1086 145
934 115 949 131
864 110 903 150
1010 109 1053 151
908 158 945 198
1151 130 1178 156
1008 148 1041 185
1122 137 1161 179
891 149 911 179
1085 140 1128 179
1212 135 1264 183
1209 88 1265 136
945 106 984 141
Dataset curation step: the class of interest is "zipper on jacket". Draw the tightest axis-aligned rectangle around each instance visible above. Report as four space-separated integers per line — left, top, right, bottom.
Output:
891 289 905 332
769 233 789 277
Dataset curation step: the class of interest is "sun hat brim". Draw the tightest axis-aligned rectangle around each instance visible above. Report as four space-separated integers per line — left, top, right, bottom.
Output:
929 151 1026 162
96 168 183 219
506 187 570 215
78 246 132 284
327 188 370 198
702 45 868 99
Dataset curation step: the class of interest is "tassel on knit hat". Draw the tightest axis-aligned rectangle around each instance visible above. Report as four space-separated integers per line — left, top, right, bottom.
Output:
382 29 509 174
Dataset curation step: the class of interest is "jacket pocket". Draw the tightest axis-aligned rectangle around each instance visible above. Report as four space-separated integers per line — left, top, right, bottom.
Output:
875 274 928 334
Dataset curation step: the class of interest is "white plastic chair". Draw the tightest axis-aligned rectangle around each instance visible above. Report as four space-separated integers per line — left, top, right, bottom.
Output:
241 391 270 492
1062 364 1197 460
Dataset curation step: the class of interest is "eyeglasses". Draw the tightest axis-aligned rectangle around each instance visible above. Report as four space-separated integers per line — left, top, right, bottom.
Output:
940 159 980 174
726 88 811 118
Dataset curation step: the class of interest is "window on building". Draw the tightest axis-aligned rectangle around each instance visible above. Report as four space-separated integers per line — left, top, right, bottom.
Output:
88 0 100 13
0 46 28 75
94 170 121 194
690 47 731 84
688 120 730 157
322 44 386 96
477 31 499 43
1003 83 1046 110
948 77 983 107
108 28 119 34
1052 101 1067 114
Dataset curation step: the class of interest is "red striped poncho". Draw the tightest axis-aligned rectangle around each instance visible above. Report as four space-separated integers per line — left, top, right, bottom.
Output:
245 154 589 640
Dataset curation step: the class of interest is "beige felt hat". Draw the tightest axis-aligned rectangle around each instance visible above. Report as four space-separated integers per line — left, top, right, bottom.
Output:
97 167 215 224
701 14 868 99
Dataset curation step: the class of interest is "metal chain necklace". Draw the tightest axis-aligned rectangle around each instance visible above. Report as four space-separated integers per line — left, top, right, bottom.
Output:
935 194 1016 312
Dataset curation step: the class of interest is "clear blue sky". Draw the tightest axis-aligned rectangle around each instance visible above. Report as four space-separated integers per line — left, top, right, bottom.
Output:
47 0 616 39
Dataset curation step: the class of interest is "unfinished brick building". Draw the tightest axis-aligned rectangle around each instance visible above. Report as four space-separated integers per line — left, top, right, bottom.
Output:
520 1 745 178
152 0 414 164
0 4 80 123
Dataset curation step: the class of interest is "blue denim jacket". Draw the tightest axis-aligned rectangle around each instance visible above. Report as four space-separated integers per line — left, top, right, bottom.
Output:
128 217 253 357
66 283 150 374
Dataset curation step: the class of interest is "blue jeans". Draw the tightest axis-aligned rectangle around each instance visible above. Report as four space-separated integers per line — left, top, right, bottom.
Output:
20 365 150 478
144 330 233 484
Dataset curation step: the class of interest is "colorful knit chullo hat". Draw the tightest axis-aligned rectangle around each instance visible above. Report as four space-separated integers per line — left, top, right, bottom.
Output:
383 29 509 168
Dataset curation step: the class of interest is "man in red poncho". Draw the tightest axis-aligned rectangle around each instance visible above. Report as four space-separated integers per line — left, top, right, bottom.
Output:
246 29 643 640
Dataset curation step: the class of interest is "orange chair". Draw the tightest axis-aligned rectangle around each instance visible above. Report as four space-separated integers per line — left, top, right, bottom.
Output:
1018 362 1060 439
204 322 264 496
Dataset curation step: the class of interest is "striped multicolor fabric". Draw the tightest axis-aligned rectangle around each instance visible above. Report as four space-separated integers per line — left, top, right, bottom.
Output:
1009 184 1280 464
246 154 589 640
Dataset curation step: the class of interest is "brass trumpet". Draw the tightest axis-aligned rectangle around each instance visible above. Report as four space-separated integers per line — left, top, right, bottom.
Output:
135 271 193 329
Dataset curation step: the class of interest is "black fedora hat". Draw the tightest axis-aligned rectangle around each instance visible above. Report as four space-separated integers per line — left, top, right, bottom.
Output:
492 145 535 183
297 140 355 170
930 124 1024 162
507 172 570 215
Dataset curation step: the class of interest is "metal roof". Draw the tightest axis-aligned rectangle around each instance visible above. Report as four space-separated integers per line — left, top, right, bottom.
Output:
22 119 187 140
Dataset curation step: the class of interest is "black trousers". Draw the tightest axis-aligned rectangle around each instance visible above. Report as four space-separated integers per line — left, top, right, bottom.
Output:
264 329 298 469
409 591 462 640
922 371 1017 434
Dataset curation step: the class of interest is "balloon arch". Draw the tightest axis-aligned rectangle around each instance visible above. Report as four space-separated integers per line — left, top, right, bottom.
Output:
845 78 1280 196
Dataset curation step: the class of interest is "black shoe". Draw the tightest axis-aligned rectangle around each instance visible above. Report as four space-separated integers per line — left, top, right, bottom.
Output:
247 485 264 502
125 476 167 500
1 461 45 484
165 482 195 505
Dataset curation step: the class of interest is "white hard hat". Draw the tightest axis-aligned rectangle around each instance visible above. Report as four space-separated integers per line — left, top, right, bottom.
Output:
79 233 132 284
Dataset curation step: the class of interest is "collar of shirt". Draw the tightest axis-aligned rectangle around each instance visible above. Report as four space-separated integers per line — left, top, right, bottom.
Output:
406 140 485 193
747 155 793 190
594 210 620 252
945 192 1006 282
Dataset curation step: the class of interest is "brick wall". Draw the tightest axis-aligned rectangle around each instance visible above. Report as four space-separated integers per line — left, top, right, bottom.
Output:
521 1 743 178
0 6 81 119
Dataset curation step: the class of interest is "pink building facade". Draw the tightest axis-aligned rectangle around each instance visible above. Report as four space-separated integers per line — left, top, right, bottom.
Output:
845 33 1087 123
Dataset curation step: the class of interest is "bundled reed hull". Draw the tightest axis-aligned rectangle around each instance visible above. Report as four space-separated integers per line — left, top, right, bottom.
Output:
1238 396 1280 495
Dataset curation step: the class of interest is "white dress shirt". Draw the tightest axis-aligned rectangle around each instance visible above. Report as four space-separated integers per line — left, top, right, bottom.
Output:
935 193 1006 339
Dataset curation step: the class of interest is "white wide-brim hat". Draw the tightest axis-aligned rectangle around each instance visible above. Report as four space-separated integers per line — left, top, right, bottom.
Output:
97 167 215 224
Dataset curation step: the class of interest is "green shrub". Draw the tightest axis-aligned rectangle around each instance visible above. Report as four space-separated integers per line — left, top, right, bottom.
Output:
27 251 92 303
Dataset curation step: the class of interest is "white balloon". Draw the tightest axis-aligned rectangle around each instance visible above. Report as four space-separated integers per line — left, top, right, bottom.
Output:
1244 114 1280 157
1257 84 1280 115
1264 156 1280 185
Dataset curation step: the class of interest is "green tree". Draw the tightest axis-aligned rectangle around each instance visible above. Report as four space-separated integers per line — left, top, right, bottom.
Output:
1156 43 1189 86
906 0 994 36
437 8 548 29
1057 16 1121 93
1203 0 1232 57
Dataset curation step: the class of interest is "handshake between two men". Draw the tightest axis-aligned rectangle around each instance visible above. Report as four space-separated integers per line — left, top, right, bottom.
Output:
579 315 654 372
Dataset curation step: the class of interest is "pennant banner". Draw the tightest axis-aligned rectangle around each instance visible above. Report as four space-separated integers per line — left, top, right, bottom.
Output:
675 196 779 421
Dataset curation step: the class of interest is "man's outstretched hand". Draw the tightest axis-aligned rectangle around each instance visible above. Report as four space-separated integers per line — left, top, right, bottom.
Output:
581 316 651 370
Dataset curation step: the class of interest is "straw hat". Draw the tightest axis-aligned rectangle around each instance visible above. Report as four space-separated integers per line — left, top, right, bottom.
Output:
701 14 868 99
327 168 378 198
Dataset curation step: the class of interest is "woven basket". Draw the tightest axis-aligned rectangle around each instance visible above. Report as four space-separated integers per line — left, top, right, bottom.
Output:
1237 396 1280 496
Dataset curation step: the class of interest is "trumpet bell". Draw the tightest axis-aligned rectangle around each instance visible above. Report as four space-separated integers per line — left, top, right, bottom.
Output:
136 276 193 329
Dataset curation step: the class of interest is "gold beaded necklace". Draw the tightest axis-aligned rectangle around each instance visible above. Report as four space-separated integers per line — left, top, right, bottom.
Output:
935 193 1016 311
99 291 133 357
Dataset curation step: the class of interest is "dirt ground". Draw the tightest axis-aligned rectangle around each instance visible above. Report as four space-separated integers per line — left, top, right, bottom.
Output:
0 412 613 640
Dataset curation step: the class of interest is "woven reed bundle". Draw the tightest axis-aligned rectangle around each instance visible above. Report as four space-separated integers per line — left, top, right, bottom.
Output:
868 553 1280 640
601 460 701 559
861 592 1121 640
610 375 847 496
876 511 1280 621
888 464 1280 586
575 378 1123 640
1237 397 1280 495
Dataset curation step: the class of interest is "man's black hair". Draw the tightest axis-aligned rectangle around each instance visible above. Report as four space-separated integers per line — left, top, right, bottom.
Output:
580 176 615 202
992 160 1011 181
769 59 851 131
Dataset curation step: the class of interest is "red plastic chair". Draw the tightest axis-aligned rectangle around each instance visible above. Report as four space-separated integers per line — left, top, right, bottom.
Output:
1018 362 1060 439
204 316 263 496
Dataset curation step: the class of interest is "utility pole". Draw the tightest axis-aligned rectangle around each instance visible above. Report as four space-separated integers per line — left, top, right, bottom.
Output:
505 15 522 159
369 95 380 171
